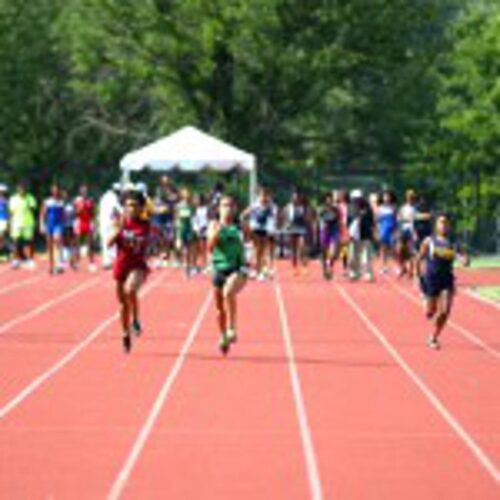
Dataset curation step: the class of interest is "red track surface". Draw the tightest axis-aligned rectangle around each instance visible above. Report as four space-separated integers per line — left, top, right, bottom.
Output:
0 262 498 499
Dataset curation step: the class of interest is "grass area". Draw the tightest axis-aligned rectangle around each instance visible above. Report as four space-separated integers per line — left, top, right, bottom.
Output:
476 286 500 303
468 255 500 269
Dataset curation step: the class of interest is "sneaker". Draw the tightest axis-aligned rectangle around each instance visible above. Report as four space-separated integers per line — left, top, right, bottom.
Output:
427 336 440 350
226 329 238 344
219 333 231 355
131 319 143 337
122 334 132 353
88 263 98 273
323 267 333 281
11 259 20 270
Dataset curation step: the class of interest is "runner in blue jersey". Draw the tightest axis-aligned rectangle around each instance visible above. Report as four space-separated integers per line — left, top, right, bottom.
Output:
243 187 273 280
40 184 65 274
416 214 469 350
0 185 9 261
377 191 398 274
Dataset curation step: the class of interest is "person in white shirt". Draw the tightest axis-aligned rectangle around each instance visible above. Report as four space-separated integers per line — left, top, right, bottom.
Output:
397 189 418 278
99 183 122 269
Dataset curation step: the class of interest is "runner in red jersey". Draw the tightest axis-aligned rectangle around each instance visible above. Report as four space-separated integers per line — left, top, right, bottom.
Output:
109 190 151 353
74 184 97 271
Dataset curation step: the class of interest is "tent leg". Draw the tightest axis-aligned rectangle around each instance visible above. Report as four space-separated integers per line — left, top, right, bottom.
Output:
249 167 258 203
121 170 130 189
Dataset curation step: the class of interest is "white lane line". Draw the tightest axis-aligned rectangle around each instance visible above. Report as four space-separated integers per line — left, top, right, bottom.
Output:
465 288 500 312
108 292 212 500
0 274 43 296
274 281 323 500
0 273 164 420
337 283 500 484
383 276 500 360
0 278 99 336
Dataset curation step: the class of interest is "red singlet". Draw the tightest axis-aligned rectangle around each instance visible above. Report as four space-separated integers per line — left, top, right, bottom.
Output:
74 196 95 235
113 218 151 282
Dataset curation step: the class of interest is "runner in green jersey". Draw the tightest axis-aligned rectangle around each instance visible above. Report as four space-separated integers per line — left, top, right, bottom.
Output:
207 195 248 355
176 188 196 276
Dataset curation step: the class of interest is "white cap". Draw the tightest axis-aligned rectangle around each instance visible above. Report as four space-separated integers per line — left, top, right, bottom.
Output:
112 182 121 191
0 184 8 192
350 189 363 199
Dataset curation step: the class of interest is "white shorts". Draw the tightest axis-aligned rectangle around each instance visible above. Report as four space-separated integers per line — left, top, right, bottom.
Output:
0 220 7 235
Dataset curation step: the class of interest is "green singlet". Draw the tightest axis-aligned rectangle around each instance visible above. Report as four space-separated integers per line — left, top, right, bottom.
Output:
212 224 244 272
177 202 194 243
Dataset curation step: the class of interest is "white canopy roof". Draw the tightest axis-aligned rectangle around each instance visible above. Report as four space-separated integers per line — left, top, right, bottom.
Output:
120 126 256 173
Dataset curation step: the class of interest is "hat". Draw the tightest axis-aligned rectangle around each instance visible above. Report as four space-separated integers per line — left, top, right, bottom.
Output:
135 182 147 194
350 189 363 199
112 182 122 191
0 184 8 192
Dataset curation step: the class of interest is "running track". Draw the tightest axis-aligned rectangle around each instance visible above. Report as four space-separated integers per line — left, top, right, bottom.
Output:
0 263 498 498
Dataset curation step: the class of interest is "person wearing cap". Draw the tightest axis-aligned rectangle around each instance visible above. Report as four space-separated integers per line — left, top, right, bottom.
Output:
9 183 37 269
99 184 122 269
0 185 9 261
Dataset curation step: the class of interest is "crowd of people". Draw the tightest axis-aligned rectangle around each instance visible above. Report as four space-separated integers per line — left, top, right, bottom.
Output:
0 176 467 353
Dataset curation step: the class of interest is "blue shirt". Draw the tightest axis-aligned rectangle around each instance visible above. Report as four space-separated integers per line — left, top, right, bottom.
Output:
45 197 65 227
0 199 8 221
377 204 397 234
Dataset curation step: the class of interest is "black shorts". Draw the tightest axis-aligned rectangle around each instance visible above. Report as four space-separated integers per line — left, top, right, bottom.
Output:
252 228 268 238
421 274 455 298
212 267 244 289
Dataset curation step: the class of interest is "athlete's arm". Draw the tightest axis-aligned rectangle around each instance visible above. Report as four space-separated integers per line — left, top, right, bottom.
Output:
107 217 123 247
207 220 221 253
39 201 47 234
416 237 430 279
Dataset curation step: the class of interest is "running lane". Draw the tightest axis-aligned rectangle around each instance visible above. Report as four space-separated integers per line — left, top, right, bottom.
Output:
117 279 310 499
0 269 98 325
278 269 498 498
0 275 106 409
338 278 499 494
0 272 208 498
385 275 500 350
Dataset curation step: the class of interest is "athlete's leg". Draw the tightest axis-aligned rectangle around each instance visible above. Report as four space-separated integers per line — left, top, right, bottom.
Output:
223 272 247 332
434 289 454 341
125 269 146 324
116 280 130 335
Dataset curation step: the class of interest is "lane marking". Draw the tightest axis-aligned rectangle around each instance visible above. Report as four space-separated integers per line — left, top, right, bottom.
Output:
274 281 324 500
0 274 43 296
108 292 212 500
337 283 500 484
465 288 500 312
0 274 164 419
383 276 500 360
0 277 100 336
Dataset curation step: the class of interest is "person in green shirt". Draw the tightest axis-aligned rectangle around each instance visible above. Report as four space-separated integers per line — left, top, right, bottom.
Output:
9 183 37 269
207 195 248 355
176 188 196 276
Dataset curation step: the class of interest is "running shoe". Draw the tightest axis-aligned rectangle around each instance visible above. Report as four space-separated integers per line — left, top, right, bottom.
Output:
427 335 440 350
226 329 238 344
123 334 132 353
323 267 333 281
131 319 143 337
219 334 231 355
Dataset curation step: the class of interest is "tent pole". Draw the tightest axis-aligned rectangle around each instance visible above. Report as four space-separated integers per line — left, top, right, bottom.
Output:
121 169 130 189
249 166 257 203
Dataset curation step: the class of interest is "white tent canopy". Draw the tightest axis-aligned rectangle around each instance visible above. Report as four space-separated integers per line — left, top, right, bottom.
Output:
120 126 257 200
